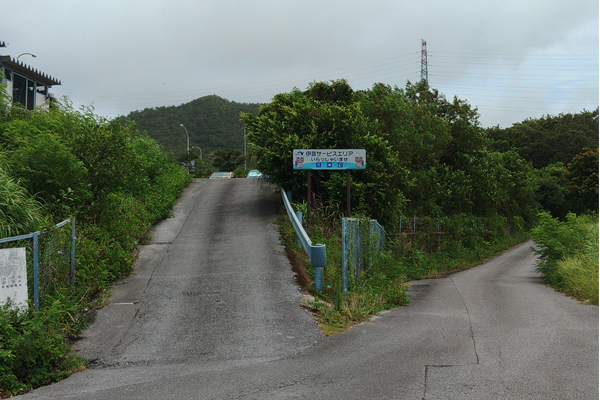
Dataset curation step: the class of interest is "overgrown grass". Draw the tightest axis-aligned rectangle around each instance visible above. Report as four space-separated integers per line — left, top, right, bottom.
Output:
531 212 599 304
280 200 530 335
0 94 193 397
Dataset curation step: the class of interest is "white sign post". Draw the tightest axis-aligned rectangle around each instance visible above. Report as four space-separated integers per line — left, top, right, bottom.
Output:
0 248 28 310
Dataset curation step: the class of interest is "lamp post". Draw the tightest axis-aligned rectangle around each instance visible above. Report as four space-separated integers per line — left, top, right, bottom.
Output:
191 146 202 161
179 124 190 154
16 52 37 61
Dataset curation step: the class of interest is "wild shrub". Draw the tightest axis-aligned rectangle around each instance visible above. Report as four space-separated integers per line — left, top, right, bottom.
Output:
0 165 47 237
531 212 599 303
0 85 191 396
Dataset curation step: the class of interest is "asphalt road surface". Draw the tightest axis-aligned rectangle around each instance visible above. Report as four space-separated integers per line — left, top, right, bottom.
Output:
18 179 598 399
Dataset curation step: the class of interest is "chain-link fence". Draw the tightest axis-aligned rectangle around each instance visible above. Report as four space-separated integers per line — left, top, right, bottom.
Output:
394 215 525 253
0 219 75 311
342 218 386 293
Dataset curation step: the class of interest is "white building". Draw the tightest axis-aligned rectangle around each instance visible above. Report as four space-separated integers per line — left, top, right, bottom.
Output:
0 41 61 110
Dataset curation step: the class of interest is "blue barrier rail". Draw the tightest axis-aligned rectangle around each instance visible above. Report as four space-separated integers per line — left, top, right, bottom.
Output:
281 189 326 291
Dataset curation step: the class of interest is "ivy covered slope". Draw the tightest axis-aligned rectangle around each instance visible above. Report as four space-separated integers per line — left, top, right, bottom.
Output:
0 85 191 396
127 95 264 156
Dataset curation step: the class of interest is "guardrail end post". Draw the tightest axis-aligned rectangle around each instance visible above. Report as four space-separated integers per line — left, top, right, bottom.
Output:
311 244 326 292
314 266 323 292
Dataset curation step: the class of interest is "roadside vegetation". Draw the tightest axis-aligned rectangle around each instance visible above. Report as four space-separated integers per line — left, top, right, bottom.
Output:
242 80 598 333
530 213 599 304
0 85 191 397
0 77 597 394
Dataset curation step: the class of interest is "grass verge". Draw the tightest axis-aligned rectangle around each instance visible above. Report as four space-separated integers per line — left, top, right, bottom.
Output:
531 212 599 304
278 205 530 335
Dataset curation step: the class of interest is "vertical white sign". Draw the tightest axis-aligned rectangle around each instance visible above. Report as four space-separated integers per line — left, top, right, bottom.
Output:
0 248 28 310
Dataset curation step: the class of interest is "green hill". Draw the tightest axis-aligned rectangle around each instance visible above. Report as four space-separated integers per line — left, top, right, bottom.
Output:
127 95 264 156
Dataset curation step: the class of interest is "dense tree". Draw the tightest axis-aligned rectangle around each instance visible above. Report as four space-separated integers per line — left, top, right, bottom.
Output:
565 147 599 215
355 81 537 221
242 80 408 226
487 109 599 169
212 148 245 172
127 95 263 155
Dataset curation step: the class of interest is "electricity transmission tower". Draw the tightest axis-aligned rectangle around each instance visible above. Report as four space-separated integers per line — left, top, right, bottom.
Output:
421 39 428 83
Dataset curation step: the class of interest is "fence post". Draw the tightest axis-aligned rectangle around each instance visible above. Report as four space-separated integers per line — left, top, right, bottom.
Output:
342 218 348 295
354 219 361 278
32 232 40 312
311 245 326 292
70 218 76 286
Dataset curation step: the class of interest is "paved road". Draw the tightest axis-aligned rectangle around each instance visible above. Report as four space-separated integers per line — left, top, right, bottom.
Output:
19 179 598 399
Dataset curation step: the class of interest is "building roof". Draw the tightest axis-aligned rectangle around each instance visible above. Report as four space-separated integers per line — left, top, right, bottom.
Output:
0 55 61 86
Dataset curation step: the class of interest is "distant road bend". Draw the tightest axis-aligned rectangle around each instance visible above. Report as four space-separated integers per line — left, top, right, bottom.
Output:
19 179 598 400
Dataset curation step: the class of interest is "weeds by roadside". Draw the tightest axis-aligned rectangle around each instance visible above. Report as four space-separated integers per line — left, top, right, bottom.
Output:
531 212 599 304
278 200 530 335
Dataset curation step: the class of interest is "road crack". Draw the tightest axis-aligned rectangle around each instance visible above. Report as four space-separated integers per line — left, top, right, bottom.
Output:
450 277 480 365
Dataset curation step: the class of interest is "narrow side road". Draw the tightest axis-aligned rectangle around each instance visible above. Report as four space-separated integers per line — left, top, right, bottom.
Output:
18 180 598 399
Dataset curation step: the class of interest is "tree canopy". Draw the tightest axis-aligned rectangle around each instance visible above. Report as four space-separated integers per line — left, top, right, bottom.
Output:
127 95 263 156
244 80 543 226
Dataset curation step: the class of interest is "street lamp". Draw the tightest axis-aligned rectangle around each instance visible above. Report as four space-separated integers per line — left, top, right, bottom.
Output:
179 124 189 154
16 53 36 61
191 146 202 161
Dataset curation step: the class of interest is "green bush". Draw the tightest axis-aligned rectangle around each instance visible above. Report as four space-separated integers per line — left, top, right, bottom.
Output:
0 85 192 396
0 298 87 397
530 212 599 303
0 164 47 237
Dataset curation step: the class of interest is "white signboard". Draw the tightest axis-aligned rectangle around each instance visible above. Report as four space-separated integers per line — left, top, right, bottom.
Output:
0 248 28 310
293 149 366 170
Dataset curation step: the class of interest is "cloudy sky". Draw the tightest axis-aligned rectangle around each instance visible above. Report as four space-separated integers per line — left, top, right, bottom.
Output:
3 0 598 128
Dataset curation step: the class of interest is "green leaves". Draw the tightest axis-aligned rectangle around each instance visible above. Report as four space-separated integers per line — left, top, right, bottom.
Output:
0 84 191 396
0 164 47 237
212 148 245 171
242 80 406 226
530 212 599 303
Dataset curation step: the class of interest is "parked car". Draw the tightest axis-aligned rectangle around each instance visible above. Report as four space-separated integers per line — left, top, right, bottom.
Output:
246 170 263 178
209 172 236 179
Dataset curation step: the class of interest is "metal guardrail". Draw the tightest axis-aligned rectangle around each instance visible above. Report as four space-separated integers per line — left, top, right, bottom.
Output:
281 189 326 291
0 218 75 311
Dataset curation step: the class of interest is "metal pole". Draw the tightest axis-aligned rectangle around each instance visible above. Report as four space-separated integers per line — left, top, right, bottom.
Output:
16 52 37 61
192 146 202 160
346 170 351 218
33 232 39 311
179 124 189 154
307 170 311 228
355 219 361 278
342 218 348 295
70 218 76 286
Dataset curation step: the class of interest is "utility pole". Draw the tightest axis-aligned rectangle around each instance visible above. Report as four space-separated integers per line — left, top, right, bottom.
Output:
421 39 428 83
243 128 247 170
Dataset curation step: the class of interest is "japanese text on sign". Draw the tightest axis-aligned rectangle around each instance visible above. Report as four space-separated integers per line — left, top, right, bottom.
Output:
293 149 366 170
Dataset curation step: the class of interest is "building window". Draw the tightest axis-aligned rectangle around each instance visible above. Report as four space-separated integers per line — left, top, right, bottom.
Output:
11 73 37 110
12 73 26 106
